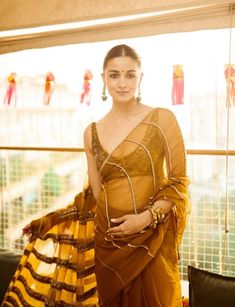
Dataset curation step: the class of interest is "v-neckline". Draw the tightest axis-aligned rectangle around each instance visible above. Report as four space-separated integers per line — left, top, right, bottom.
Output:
94 107 156 157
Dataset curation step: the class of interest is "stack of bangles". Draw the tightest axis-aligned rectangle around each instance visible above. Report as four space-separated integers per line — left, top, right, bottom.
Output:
146 205 165 229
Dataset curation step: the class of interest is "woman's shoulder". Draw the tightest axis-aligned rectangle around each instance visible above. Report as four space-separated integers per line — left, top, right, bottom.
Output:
142 106 174 116
147 107 180 131
154 107 178 121
138 103 154 113
155 107 173 114
83 121 97 147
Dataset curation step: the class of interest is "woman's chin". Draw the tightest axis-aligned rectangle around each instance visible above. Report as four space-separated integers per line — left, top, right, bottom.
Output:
113 95 136 104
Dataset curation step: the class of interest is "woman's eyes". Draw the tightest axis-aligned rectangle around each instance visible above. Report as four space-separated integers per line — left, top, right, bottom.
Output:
109 73 119 78
108 73 136 79
127 73 136 78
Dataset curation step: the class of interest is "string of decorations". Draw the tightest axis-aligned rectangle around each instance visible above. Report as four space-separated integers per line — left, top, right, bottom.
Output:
224 64 235 107
1 66 234 107
43 72 55 106
3 73 17 106
172 64 184 105
80 69 93 106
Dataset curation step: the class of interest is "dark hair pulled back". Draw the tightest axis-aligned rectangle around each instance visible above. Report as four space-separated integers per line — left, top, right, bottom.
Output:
103 44 141 71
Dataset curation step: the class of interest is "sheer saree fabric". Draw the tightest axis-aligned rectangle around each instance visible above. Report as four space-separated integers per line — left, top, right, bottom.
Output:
92 107 190 307
1 189 98 307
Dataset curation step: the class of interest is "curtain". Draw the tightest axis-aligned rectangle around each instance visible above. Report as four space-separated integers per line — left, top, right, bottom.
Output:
0 0 234 54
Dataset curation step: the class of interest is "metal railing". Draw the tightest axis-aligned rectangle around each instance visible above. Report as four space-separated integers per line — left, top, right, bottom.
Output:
1 146 235 280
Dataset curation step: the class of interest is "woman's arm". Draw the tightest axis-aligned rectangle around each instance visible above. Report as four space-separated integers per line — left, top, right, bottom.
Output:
83 124 102 200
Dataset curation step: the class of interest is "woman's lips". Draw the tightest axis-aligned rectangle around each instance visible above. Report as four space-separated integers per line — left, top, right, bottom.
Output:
116 91 129 95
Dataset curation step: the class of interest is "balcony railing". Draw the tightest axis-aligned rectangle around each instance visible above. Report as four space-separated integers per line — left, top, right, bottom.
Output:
0 146 235 281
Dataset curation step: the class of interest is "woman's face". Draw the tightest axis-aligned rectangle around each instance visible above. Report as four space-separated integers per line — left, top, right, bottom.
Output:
103 56 142 103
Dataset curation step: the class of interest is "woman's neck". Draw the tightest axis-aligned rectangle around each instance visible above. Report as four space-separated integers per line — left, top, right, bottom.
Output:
110 98 141 119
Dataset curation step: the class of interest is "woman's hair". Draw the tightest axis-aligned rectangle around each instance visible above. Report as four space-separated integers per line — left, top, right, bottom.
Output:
103 44 141 70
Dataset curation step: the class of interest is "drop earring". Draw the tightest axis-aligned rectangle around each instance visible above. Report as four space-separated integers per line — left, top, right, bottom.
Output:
136 86 142 102
101 86 107 101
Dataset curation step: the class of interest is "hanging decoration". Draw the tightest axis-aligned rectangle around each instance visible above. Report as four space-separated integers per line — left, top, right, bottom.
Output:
3 72 17 106
172 64 184 105
80 69 93 106
224 64 235 107
43 72 55 105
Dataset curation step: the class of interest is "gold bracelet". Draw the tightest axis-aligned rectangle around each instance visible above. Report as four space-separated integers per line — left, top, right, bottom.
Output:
146 206 165 229
146 206 158 229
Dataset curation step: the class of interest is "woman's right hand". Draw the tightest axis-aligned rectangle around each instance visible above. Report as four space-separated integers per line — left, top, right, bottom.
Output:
22 217 46 242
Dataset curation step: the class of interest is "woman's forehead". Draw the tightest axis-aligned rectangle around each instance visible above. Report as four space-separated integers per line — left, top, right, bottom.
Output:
105 56 140 71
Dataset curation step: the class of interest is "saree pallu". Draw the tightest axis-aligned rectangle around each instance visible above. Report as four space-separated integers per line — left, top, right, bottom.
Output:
1 189 98 307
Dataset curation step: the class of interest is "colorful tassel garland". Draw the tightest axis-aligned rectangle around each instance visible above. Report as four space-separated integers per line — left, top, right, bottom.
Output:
172 65 184 105
43 72 55 105
80 70 93 106
224 64 235 107
3 73 17 106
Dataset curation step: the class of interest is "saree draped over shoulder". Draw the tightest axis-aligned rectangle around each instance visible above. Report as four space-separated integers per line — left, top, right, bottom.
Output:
92 107 190 307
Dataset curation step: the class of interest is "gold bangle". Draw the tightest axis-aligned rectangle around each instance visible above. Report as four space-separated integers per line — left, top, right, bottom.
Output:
146 206 158 229
156 207 165 223
146 206 165 229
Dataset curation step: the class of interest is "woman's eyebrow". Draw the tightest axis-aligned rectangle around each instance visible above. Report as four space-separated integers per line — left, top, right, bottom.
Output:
108 70 136 73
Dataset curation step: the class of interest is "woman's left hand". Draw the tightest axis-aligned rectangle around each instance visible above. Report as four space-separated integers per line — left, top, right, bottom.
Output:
107 210 152 236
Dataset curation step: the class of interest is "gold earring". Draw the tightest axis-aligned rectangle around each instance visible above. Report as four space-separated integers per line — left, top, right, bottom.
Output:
101 86 107 101
136 86 141 102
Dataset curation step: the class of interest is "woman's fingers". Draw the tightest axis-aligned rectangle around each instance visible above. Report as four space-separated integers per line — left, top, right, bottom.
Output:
107 214 145 236
108 224 124 234
107 216 126 235
110 216 126 224
108 216 133 236
22 223 32 236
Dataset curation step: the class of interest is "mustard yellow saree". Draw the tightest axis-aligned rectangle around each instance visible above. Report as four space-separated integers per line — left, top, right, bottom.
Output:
2 107 190 307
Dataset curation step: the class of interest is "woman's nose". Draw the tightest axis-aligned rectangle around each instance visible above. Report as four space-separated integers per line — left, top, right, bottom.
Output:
118 75 127 87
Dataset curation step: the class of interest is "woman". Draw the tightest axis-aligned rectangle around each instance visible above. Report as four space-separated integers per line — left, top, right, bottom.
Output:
2 44 190 307
84 44 190 306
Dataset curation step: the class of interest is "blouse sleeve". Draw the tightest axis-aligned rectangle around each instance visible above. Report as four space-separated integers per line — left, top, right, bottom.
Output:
153 108 191 246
